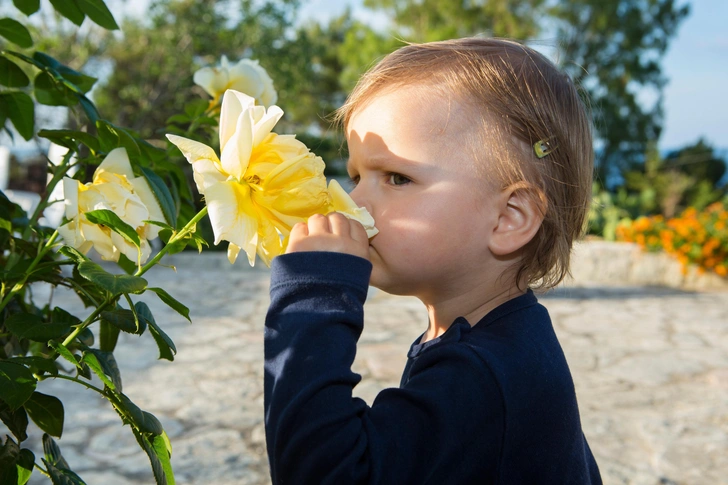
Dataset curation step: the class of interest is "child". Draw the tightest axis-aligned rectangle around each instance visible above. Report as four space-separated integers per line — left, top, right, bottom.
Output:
264 37 602 484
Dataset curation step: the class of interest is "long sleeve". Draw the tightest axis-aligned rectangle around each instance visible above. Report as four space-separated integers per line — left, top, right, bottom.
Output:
264 252 504 485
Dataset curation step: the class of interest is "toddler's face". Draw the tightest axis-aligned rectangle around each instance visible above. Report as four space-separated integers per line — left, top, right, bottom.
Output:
347 85 501 298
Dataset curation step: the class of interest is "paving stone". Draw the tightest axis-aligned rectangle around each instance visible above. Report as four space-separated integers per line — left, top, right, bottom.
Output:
4 251 727 484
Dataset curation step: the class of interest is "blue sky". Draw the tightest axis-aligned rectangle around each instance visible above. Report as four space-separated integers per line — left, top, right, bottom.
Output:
297 0 727 151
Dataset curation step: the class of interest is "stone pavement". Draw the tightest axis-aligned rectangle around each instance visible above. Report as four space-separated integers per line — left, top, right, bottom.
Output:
4 252 728 485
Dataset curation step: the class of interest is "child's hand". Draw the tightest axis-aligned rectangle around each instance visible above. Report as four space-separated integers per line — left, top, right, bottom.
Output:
286 213 371 261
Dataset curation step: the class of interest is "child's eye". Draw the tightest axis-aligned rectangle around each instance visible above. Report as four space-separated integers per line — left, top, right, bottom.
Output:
387 173 411 186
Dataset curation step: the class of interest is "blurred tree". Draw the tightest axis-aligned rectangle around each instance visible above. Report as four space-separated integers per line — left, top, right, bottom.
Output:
94 0 300 139
342 0 689 186
362 0 546 41
554 0 690 184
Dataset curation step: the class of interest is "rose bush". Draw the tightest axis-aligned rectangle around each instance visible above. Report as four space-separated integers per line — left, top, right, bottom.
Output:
0 1 375 484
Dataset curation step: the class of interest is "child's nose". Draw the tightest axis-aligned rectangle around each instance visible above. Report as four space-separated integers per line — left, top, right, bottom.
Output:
349 184 373 215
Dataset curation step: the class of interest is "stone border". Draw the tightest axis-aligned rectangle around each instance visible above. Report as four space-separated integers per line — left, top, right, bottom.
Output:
566 240 728 291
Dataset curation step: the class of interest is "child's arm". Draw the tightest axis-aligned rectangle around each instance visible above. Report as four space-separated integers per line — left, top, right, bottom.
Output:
264 215 504 484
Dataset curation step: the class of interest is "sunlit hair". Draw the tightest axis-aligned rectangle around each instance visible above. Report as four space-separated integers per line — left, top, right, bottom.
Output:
334 37 594 290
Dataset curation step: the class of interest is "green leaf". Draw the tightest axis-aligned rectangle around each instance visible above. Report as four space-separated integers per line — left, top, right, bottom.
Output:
4 312 71 342
0 18 32 48
134 430 168 485
0 92 34 140
152 432 175 485
147 287 190 322
0 362 36 410
98 320 120 353
84 209 141 249
96 121 140 158
100 309 145 335
34 71 77 107
16 448 34 485
0 57 29 88
48 0 85 26
141 168 177 228
58 245 88 264
81 350 121 392
135 302 176 361
0 400 29 442
42 434 68 469
47 341 81 370
77 261 147 294
14 0 41 16
184 99 208 118
76 0 118 30
38 128 97 152
24 392 64 438
8 357 58 376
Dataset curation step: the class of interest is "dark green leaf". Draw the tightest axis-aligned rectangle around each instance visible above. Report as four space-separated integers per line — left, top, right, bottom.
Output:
0 18 32 48
141 168 177 228
32 53 96 94
84 209 141 249
0 401 29 442
0 57 29 88
16 448 34 485
77 261 147 294
14 0 41 16
96 120 140 157
0 92 34 140
24 392 64 438
44 459 87 485
76 328 94 347
0 436 20 485
34 71 77 107
48 0 85 26
77 95 99 124
8 357 58 376
0 362 36 410
51 308 81 328
117 394 164 435
99 320 120 352
116 253 137 275
76 0 118 30
38 129 99 153
100 309 144 335
4 312 71 342
47 341 81 370
135 302 176 361
147 287 190 322
81 349 121 392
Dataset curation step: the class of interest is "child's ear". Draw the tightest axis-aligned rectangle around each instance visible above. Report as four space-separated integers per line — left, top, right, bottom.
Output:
489 182 546 256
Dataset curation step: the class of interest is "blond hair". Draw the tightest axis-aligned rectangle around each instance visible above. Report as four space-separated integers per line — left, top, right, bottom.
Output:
335 37 594 290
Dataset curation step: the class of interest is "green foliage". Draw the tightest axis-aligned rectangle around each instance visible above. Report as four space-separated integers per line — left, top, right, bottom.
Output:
0 2 218 483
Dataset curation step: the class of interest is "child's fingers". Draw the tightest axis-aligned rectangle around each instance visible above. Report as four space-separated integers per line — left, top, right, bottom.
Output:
306 213 330 234
290 221 309 238
349 218 369 244
328 212 351 237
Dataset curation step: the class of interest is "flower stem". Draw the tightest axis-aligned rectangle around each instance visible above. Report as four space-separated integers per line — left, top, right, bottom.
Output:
135 206 208 277
57 206 209 348
41 373 106 396
0 230 59 314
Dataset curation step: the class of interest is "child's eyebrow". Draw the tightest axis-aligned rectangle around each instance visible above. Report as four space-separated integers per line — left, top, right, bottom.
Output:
347 154 421 173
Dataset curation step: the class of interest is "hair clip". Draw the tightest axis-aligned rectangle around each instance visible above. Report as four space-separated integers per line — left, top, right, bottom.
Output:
533 138 556 158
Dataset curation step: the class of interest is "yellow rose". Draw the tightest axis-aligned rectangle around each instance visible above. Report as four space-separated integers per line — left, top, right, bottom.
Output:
167 89 376 266
193 56 277 107
57 148 165 264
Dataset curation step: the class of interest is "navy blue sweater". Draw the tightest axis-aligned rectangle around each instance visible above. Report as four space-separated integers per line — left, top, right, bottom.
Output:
264 252 601 484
